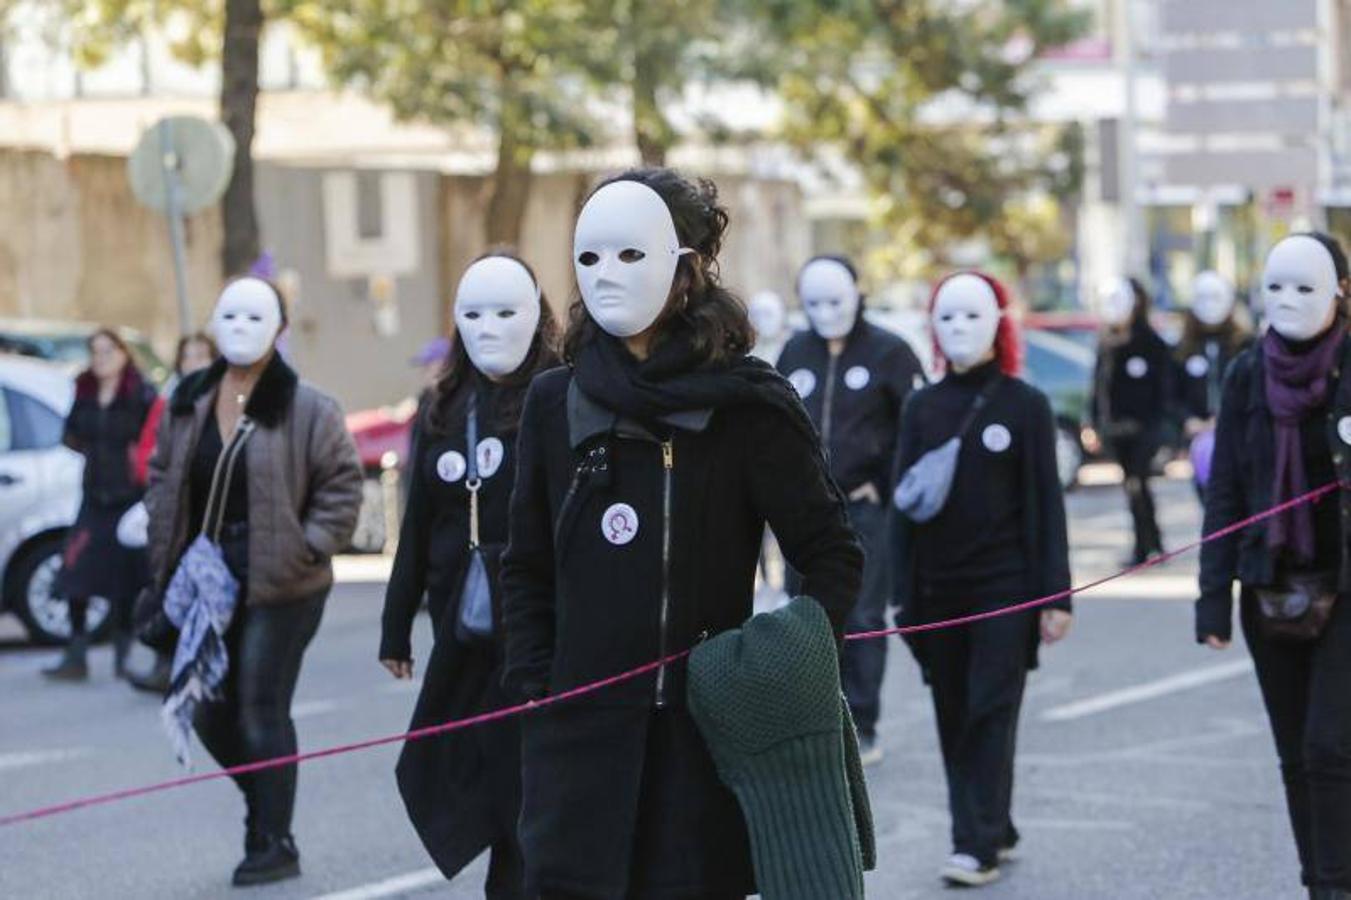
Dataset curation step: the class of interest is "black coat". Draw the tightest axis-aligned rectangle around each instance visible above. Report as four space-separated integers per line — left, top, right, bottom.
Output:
1090 323 1176 439
776 319 926 495
380 379 521 881
892 366 1072 672
1197 334 1351 642
1176 334 1253 422
500 365 862 897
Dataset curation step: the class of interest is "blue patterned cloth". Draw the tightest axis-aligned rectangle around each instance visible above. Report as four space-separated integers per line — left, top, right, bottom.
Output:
161 533 240 766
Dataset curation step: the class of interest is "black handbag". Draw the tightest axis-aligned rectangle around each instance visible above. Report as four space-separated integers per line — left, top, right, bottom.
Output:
1256 571 1338 642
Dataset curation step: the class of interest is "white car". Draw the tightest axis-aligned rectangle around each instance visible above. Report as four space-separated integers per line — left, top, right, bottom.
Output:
0 355 111 644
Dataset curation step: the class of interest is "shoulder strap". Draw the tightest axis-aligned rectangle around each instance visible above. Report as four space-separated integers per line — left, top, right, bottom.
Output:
202 418 256 544
955 376 1003 440
464 392 481 548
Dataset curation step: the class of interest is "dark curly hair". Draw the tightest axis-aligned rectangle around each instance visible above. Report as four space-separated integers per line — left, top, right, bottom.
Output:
562 167 753 366
425 249 560 437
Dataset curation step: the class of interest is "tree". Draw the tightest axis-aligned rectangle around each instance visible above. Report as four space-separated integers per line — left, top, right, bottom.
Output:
57 0 266 277
756 0 1090 286
284 1 614 245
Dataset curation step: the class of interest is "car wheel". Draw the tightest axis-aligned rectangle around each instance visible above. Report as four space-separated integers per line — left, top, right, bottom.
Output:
7 535 112 645
1055 425 1083 493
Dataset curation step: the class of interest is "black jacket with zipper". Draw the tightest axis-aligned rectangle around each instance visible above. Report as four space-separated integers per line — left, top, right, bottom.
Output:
500 364 863 708
1197 333 1351 643
776 318 926 496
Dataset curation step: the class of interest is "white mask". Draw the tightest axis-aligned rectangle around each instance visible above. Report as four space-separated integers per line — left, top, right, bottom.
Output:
573 180 692 338
932 274 1001 371
211 277 283 366
454 256 542 378
1263 235 1341 341
1192 270 1236 327
748 290 787 343
798 258 860 340
1098 277 1136 327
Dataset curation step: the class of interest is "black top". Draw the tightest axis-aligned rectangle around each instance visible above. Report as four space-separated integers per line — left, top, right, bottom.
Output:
381 380 516 661
1090 323 1176 435
776 319 926 495
500 366 863 707
893 360 1072 619
64 368 156 508
1177 334 1252 422
1300 400 1341 572
189 415 249 535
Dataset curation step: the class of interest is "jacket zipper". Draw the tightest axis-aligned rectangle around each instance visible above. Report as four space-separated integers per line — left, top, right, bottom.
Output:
553 464 589 548
655 438 674 707
822 353 839 447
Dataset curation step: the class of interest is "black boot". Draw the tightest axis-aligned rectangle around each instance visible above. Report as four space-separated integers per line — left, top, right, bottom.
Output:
42 633 89 682
1310 888 1351 899
127 653 172 694
232 834 300 887
112 630 133 680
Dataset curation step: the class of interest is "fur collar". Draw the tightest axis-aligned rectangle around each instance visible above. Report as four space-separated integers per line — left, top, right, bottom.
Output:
170 352 298 428
74 364 148 404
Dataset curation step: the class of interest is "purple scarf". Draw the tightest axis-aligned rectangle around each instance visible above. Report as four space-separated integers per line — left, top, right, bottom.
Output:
1263 323 1345 563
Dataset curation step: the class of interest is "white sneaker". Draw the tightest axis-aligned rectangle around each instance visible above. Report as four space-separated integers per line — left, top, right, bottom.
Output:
997 844 1017 863
858 734 884 767
940 853 1001 887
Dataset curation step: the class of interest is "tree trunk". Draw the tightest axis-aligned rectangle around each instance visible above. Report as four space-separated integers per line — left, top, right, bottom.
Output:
484 116 534 246
633 43 672 167
220 0 262 277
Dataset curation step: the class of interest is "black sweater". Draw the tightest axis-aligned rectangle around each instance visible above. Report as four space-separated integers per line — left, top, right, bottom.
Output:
1090 324 1176 436
380 380 516 661
776 319 926 495
893 361 1072 619
64 368 156 508
500 366 863 707
1177 334 1252 422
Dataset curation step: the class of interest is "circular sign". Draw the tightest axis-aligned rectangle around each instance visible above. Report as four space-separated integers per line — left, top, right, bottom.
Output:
436 450 467 483
844 366 871 390
476 437 505 479
1338 416 1351 446
1185 355 1210 378
787 368 816 399
982 423 1012 453
601 503 640 546
1125 356 1149 379
127 116 236 214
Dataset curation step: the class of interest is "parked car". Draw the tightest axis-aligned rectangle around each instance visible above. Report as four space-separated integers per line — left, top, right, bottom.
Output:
1022 328 1096 491
345 399 418 554
0 319 170 386
0 355 112 644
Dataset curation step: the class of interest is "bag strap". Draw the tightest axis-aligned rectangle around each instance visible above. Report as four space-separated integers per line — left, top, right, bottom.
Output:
202 417 256 544
954 376 1003 440
465 392 481 550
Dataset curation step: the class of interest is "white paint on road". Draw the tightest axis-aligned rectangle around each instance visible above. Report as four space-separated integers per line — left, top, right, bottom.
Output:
311 867 443 899
292 699 342 720
1041 659 1254 722
0 747 90 772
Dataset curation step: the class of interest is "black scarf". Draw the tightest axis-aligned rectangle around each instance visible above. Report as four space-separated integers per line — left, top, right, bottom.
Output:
572 329 820 448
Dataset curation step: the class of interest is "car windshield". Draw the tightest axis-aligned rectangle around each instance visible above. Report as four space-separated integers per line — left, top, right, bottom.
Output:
0 329 169 385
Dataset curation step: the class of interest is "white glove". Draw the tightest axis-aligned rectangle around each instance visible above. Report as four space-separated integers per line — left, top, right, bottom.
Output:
117 502 150 549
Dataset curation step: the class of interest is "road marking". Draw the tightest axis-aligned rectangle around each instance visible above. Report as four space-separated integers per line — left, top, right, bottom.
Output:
0 748 90 772
1041 659 1254 722
291 699 342 720
311 867 443 900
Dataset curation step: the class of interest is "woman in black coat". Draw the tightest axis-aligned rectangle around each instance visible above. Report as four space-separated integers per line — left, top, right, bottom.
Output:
44 328 156 682
1199 233 1351 899
380 251 559 899
892 272 1072 888
1090 276 1176 564
500 168 863 899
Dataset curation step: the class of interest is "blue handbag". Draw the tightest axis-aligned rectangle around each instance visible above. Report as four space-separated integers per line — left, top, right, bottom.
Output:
455 394 495 642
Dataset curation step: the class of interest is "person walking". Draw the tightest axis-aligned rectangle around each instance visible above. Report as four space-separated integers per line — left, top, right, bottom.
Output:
43 329 157 682
775 253 926 764
892 272 1072 888
380 251 559 898
1198 233 1351 900
141 277 363 886
501 168 863 899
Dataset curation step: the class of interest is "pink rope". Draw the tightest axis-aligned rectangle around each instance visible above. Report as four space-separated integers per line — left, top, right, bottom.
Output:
1 480 1341 828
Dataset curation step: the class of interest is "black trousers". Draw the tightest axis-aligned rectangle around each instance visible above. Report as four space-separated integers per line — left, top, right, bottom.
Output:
1110 435 1163 558
841 500 890 737
194 591 326 839
1242 590 1351 889
924 607 1031 867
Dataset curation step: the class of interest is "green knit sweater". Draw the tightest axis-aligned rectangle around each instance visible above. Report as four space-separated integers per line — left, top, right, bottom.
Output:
687 596 876 900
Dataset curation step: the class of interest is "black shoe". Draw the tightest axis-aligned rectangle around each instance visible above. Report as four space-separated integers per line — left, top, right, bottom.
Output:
127 655 172 695
42 636 89 682
232 834 300 887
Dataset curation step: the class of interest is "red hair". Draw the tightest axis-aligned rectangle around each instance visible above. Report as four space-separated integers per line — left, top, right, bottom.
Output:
928 270 1023 377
